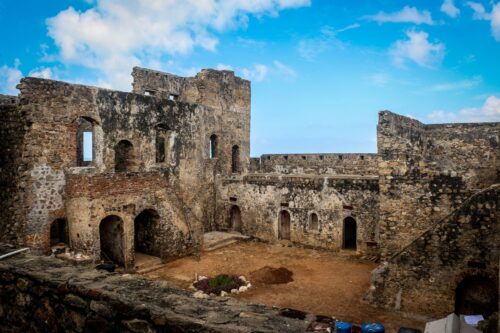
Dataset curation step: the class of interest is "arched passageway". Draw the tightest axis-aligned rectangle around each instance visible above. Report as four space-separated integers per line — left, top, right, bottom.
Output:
278 210 291 240
455 276 498 318
115 140 135 172
230 205 242 232
134 209 161 257
99 215 125 266
343 217 357 250
50 218 68 246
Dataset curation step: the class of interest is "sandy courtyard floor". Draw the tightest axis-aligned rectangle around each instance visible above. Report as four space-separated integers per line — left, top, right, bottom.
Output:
145 241 425 332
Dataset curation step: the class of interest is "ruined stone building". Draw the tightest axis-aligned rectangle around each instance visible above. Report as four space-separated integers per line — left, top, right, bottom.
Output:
0 67 498 320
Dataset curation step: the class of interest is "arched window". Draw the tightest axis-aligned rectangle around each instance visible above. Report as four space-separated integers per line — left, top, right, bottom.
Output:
76 117 96 166
232 145 240 173
309 213 319 231
115 140 135 172
155 124 173 163
209 134 218 159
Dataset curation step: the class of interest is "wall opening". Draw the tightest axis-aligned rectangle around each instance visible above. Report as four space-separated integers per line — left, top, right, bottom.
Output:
209 134 218 159
50 218 68 246
156 124 173 163
134 209 161 257
232 145 240 173
278 210 291 240
309 213 319 231
230 205 242 232
342 217 357 250
99 215 124 266
455 276 498 318
76 117 96 166
115 140 135 172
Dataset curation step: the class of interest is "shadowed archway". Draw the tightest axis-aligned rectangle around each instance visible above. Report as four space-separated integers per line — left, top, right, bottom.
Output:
343 217 357 250
99 215 125 266
278 210 291 240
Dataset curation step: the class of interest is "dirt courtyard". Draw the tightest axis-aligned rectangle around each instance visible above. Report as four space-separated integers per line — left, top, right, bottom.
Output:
146 241 425 332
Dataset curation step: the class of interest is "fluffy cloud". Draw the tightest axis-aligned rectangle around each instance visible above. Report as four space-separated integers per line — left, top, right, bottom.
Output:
297 24 358 60
441 0 460 18
0 59 23 95
466 1 500 41
28 67 53 79
428 95 500 122
241 64 269 82
364 6 434 25
46 0 310 90
390 30 445 67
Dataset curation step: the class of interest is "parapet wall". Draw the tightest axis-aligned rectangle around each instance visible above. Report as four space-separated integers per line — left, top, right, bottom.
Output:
0 254 310 333
252 153 378 176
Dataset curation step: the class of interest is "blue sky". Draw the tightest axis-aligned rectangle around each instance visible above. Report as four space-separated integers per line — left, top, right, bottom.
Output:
1 0 499 155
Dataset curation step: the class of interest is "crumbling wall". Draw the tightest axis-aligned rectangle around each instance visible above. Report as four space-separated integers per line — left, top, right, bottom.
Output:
367 185 499 317
0 254 311 333
377 111 500 257
254 153 378 175
0 95 24 245
216 174 379 253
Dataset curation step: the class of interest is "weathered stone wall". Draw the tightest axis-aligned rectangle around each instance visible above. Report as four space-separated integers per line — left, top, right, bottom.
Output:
367 184 499 317
0 95 24 245
252 153 378 175
216 174 379 253
377 111 500 257
0 254 311 333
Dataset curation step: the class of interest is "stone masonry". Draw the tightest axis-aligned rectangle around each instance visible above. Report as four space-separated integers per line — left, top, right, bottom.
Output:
0 67 498 320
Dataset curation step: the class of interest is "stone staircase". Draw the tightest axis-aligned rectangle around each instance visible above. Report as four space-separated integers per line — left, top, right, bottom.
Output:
202 231 250 252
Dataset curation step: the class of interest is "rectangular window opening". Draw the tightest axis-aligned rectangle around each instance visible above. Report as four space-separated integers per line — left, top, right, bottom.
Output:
168 94 178 101
144 90 155 96
83 131 93 162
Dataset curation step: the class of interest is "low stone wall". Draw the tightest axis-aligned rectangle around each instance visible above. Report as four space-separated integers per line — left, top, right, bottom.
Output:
0 254 311 333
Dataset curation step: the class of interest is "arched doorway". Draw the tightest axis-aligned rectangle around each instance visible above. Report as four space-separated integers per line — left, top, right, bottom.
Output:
115 140 135 172
455 276 498 318
50 218 68 246
343 217 357 250
230 205 242 232
134 209 161 257
278 210 291 240
99 215 125 266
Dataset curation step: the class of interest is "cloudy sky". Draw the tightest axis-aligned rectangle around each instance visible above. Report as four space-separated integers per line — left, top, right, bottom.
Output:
1 0 499 155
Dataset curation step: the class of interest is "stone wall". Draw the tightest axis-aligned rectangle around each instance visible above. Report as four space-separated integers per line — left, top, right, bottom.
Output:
0 95 24 245
377 111 500 257
216 174 379 253
252 153 378 175
0 254 311 333
367 184 499 317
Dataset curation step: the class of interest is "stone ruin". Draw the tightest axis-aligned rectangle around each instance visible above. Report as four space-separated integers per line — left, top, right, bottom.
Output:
0 67 498 326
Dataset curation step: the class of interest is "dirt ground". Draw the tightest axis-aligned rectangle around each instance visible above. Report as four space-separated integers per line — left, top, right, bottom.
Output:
146 241 425 332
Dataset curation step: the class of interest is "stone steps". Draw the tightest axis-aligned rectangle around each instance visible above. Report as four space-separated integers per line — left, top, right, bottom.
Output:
202 231 250 252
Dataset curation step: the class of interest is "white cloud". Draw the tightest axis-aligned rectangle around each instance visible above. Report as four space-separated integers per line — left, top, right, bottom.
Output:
428 95 500 122
241 64 269 82
441 0 460 18
430 76 482 91
466 2 489 19
390 30 445 67
273 60 296 78
216 64 234 71
297 23 357 60
364 6 434 25
0 59 23 95
466 1 500 41
28 67 53 79
46 0 311 90
368 73 390 86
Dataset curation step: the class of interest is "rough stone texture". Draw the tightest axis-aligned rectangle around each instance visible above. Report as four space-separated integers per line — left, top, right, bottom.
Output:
216 174 379 253
0 254 310 333
367 184 499 317
377 111 499 258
